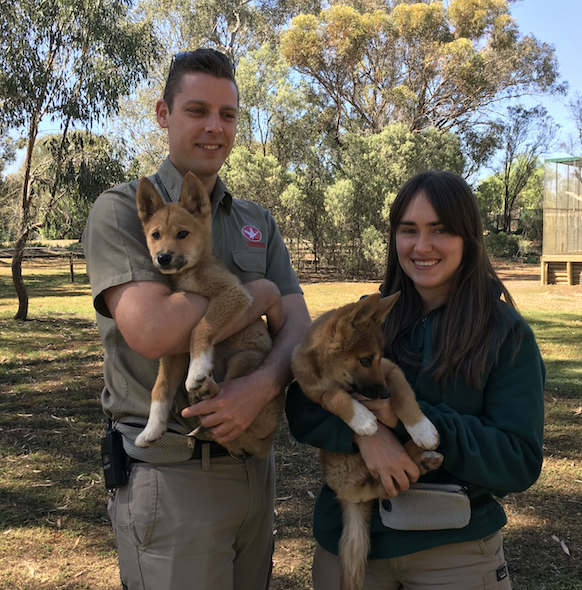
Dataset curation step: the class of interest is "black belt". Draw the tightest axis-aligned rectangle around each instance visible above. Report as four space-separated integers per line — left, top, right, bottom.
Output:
130 441 231 464
191 441 231 459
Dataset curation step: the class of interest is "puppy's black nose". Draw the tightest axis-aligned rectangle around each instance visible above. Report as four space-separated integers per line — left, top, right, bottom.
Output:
157 253 172 267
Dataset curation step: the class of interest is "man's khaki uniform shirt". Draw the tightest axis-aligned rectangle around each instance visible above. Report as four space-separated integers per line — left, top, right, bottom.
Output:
83 157 302 432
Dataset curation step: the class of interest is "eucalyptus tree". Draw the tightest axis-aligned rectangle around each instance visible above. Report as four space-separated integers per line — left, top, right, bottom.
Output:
561 92 582 156
0 0 159 319
281 0 565 140
492 105 558 233
30 132 138 240
325 124 465 277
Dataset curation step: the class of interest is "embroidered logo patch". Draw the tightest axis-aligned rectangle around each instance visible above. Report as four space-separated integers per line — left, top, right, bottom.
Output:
242 225 262 242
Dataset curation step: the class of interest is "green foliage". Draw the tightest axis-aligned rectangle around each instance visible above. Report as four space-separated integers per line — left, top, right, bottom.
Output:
477 152 546 236
484 231 520 258
322 124 465 277
281 0 564 136
0 132 19 176
222 146 287 217
0 0 160 132
0 0 160 319
236 43 315 168
40 132 138 240
519 207 543 242
493 106 557 232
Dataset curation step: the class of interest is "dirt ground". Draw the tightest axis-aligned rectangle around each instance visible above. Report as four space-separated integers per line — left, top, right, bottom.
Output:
491 259 541 284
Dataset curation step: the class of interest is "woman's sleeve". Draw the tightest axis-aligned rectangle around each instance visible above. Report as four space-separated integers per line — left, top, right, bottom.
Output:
285 381 358 455
420 318 545 495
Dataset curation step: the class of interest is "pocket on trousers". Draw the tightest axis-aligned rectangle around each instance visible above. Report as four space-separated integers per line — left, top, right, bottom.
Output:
110 465 158 550
478 531 504 560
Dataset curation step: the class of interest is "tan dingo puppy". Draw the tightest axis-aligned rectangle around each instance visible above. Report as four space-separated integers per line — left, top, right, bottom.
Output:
134 172 283 457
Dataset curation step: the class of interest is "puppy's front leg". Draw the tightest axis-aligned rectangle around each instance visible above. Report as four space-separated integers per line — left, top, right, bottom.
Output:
185 286 251 394
381 358 439 450
136 353 188 447
320 388 378 436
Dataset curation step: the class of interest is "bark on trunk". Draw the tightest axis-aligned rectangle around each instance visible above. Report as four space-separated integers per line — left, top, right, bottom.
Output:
12 231 30 321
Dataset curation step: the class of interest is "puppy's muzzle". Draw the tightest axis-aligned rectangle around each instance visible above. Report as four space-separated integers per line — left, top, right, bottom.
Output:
155 252 187 273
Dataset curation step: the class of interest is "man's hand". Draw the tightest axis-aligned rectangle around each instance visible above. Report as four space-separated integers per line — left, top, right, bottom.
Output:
181 371 272 443
354 424 420 497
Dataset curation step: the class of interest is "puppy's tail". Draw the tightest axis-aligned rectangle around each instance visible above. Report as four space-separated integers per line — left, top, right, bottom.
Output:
339 499 373 590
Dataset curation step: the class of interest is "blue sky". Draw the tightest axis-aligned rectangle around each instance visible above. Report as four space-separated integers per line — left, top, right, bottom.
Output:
509 0 582 157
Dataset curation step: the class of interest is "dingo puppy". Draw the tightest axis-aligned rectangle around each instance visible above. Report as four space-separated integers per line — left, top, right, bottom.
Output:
134 172 284 457
292 293 443 590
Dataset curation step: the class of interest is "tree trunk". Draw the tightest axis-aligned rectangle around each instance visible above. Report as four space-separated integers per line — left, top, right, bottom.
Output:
12 113 39 321
12 230 30 320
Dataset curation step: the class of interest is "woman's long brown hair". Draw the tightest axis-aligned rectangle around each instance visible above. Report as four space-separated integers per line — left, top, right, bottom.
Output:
381 171 516 389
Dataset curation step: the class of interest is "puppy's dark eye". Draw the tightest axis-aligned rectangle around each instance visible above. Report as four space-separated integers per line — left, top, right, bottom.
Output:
359 357 373 367
177 230 189 239
152 231 161 240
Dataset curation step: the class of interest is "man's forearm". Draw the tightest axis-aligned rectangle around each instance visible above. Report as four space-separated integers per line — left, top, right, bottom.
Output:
104 280 210 359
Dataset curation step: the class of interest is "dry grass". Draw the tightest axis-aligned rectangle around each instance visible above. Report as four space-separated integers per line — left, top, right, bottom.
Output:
0 258 581 589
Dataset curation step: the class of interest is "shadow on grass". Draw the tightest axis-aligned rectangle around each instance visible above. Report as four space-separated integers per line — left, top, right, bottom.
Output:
0 272 90 301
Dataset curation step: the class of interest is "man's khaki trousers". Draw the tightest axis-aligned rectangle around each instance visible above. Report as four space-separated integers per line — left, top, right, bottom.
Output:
108 451 275 590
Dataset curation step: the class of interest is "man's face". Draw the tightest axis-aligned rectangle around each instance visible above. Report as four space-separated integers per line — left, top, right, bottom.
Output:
156 72 238 191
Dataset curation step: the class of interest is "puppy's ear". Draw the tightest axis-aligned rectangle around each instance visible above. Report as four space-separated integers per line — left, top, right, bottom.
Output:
373 291 400 324
136 177 165 224
180 172 211 218
350 293 381 330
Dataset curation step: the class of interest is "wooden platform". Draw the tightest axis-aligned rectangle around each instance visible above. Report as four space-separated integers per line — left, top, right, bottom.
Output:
541 255 582 285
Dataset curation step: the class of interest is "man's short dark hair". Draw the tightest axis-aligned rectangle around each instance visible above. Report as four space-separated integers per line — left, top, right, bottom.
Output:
163 48 238 113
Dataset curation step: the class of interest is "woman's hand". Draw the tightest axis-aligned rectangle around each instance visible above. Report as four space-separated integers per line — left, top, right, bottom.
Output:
354 423 420 497
352 394 398 429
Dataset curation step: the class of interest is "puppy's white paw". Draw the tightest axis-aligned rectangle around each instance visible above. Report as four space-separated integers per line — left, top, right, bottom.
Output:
185 351 213 393
135 401 170 447
348 401 378 437
406 417 440 450
135 420 166 447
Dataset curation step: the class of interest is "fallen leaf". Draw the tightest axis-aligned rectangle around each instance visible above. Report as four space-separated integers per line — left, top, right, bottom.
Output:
561 541 571 556
551 535 561 543
307 490 315 499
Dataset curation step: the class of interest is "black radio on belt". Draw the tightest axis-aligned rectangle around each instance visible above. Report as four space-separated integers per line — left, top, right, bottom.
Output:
101 419 129 491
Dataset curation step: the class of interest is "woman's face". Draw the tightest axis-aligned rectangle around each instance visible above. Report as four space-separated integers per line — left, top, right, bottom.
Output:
395 191 464 313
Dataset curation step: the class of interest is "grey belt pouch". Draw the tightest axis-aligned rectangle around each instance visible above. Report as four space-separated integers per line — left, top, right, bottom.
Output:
378 483 471 530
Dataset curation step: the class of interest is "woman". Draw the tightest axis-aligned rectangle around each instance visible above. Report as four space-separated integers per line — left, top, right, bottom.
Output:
285 170 545 589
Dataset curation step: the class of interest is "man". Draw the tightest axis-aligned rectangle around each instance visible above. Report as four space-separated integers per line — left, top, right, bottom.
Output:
83 48 310 590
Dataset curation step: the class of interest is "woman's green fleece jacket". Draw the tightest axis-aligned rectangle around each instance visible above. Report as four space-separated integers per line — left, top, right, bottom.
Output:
285 299 545 559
